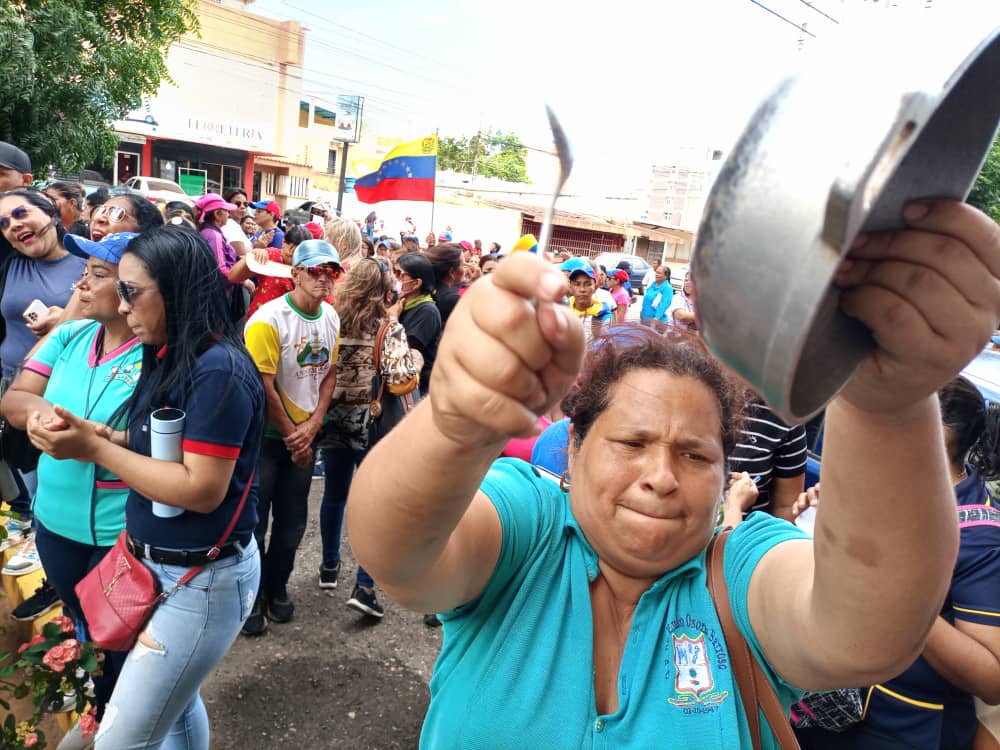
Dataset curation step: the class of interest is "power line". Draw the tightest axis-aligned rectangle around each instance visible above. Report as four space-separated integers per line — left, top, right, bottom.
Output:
795 0 840 24
749 0 816 37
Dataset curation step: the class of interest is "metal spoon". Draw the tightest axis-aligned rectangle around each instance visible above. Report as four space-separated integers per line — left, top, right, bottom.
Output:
537 105 573 256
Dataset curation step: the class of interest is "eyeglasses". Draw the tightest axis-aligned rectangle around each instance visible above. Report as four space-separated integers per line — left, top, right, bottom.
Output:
0 206 30 231
115 280 148 307
94 205 131 223
297 264 342 281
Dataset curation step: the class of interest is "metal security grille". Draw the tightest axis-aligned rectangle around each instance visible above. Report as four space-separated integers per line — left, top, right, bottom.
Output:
520 219 624 258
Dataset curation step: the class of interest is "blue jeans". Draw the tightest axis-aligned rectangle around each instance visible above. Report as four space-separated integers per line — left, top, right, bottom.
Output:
33 521 126 721
95 538 260 749
254 436 312 597
320 445 373 589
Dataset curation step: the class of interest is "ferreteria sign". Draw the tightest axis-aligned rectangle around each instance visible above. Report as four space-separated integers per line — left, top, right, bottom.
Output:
116 101 277 153
185 118 267 145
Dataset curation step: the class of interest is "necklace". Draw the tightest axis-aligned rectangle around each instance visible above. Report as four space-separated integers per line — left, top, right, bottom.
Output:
84 328 122 420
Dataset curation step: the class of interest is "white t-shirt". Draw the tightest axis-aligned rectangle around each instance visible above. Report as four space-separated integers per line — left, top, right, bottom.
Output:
594 288 616 311
222 218 250 254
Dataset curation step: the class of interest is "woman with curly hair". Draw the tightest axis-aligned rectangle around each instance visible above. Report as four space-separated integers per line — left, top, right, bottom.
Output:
317 256 417 618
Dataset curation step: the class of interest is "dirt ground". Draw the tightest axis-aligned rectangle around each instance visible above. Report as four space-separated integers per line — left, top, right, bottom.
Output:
202 477 442 750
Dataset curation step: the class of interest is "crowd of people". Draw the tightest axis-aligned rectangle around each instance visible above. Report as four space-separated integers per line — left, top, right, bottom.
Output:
0 136 999 749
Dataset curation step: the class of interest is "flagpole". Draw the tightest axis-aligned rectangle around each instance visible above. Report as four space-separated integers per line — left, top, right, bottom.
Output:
429 128 439 237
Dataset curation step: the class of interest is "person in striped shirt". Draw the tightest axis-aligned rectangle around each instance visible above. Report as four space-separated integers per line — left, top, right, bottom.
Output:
727 396 808 521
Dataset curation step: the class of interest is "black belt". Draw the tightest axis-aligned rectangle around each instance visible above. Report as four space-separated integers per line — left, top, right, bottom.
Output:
125 532 248 567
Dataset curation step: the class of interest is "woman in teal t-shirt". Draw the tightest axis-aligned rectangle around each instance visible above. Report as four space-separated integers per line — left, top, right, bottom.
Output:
347 201 1000 748
0 231 142 739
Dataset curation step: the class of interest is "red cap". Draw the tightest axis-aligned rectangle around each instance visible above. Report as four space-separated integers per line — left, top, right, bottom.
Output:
304 222 324 239
610 269 629 282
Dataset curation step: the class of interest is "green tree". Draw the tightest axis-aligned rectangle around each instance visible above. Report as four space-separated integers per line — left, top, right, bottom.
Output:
968 132 1000 224
437 129 530 184
0 0 197 175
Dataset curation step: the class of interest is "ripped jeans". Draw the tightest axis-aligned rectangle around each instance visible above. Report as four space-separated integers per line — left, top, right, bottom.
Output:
95 538 260 749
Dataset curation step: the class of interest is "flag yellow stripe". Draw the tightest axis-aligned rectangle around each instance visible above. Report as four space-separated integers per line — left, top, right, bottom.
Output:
385 135 438 160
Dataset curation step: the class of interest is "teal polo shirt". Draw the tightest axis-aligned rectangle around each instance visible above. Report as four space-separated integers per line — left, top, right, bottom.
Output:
25 320 142 547
422 459 807 749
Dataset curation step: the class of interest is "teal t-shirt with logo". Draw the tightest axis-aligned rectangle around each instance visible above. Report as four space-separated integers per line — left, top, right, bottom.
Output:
25 319 142 547
422 459 807 749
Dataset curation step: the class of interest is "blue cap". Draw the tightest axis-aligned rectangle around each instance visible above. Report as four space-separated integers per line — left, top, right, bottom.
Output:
292 239 342 269
559 257 594 279
64 232 139 264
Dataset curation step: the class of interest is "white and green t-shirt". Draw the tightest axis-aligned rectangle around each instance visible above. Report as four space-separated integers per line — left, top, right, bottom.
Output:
25 320 142 547
244 294 341 435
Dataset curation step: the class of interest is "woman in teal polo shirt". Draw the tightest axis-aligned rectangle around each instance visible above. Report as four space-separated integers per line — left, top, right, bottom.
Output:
0 231 143 740
348 201 1000 748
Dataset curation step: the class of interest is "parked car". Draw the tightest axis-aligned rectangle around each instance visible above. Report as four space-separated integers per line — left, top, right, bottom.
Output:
592 253 653 294
122 176 193 206
804 344 1000 488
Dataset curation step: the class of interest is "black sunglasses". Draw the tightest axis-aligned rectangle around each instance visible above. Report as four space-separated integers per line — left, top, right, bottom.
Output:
115 280 147 307
0 206 30 231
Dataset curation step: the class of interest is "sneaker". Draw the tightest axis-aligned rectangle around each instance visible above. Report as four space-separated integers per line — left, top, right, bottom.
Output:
423 613 442 628
57 716 96 750
10 579 60 621
267 588 295 623
319 561 341 590
241 596 267 636
3 536 41 575
346 586 384 619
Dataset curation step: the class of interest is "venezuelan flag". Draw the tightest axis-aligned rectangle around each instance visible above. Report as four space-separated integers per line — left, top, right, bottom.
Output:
355 135 437 204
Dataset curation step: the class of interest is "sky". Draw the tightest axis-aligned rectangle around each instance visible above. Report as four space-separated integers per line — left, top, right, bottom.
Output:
247 0 1000 194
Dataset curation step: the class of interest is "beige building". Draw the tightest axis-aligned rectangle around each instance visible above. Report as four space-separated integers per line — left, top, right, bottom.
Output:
106 0 357 209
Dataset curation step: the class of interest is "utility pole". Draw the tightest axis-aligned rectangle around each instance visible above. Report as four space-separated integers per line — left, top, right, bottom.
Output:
471 130 481 183
335 141 350 216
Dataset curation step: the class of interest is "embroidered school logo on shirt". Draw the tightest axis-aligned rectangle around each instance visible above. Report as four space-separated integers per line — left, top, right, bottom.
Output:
667 630 729 709
105 362 142 386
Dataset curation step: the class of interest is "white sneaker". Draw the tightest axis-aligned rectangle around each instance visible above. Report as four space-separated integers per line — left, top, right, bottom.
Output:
3 536 41 575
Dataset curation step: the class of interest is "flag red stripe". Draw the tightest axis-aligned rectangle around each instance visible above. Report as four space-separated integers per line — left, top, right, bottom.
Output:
355 178 435 204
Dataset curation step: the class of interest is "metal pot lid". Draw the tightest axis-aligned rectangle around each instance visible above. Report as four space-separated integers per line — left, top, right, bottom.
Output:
693 27 1000 423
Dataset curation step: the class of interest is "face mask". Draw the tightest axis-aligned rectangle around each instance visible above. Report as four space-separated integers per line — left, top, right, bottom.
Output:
395 279 403 295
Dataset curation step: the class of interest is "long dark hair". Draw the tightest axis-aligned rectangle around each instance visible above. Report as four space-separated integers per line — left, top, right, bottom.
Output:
119 225 248 426
0 188 66 247
424 242 463 286
939 376 1000 481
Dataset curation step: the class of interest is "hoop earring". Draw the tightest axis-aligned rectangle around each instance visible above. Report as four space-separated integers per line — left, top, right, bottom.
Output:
559 472 571 492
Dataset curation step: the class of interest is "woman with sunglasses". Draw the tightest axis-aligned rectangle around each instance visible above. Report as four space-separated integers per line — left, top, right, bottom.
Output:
89 191 163 243
0 231 143 749
317 256 417 618
395 251 441 399
0 189 85 378
222 189 251 257
25 224 264 748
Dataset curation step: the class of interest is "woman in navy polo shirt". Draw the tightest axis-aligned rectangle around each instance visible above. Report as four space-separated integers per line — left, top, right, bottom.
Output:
797 375 1000 750
26 224 264 749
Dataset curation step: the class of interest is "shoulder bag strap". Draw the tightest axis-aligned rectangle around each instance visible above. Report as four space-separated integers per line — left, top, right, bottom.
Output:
171 468 256 590
371 319 392 403
706 528 800 750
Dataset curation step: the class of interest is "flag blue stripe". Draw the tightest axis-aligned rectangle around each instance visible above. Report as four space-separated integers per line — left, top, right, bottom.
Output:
356 155 436 186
